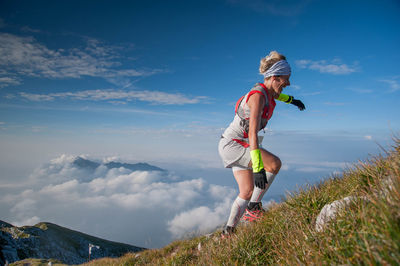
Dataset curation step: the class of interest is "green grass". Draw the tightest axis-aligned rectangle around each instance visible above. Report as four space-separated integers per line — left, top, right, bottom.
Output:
18 138 400 265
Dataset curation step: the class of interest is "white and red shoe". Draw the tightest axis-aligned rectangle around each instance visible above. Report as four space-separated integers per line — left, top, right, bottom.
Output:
241 202 265 222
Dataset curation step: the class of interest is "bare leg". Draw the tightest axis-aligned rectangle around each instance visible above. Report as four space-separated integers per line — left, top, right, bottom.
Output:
233 169 254 200
225 169 253 228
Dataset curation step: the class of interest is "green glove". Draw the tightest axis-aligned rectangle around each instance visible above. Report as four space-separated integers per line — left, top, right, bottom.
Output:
291 99 305 111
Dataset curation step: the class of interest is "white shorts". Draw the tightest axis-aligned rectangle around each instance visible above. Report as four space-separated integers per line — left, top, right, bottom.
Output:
218 136 263 172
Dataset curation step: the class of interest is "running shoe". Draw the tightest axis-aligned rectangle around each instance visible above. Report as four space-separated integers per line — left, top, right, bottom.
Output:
221 226 235 239
241 202 264 222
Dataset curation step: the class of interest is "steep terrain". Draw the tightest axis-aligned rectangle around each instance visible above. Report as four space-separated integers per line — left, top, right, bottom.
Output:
84 138 400 265
0 221 145 265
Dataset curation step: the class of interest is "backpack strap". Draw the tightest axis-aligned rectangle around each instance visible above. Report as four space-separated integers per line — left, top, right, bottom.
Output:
234 95 245 116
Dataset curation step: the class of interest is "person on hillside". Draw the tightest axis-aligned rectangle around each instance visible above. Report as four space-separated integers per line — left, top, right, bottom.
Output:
218 51 305 237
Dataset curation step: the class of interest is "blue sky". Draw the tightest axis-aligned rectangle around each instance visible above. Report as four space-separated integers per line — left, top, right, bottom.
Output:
0 0 399 248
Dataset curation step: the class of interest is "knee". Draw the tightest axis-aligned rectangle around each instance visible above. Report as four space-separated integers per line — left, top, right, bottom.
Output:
239 188 253 200
271 156 282 174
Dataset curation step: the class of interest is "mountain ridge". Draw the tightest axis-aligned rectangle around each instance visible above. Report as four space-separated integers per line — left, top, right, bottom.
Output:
0 220 145 265
72 156 165 172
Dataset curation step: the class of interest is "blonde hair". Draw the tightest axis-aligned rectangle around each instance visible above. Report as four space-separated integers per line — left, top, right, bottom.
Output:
259 51 287 75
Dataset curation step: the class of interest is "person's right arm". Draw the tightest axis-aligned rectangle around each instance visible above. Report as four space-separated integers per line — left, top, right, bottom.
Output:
247 93 264 151
247 93 267 189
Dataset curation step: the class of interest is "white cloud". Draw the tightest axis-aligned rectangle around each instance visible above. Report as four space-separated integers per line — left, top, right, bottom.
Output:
293 161 348 169
290 85 301 90
283 160 348 174
13 216 41 227
168 183 237 237
314 161 348 168
280 164 290 171
296 59 358 75
10 198 37 214
20 26 42 33
296 166 329 173
167 201 230 237
364 135 372 140
0 76 21 87
0 102 177 119
1 155 235 248
20 92 55 101
0 33 162 86
380 78 400 92
18 89 208 105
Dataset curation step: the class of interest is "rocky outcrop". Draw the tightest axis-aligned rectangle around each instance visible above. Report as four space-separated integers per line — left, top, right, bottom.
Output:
315 175 395 232
315 196 357 232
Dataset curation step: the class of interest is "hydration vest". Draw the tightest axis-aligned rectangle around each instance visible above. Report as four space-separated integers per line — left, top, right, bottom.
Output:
234 83 276 138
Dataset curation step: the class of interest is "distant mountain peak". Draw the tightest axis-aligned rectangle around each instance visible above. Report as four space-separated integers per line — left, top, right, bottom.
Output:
72 157 100 169
104 161 165 172
72 156 165 172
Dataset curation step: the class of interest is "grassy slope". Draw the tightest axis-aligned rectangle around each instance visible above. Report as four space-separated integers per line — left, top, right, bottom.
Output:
14 139 400 265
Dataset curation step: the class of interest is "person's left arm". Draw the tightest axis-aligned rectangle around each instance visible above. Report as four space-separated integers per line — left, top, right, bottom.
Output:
277 93 306 111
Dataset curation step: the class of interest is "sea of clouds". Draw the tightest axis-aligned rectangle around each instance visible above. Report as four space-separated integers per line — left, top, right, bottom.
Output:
0 155 236 248
0 132 383 248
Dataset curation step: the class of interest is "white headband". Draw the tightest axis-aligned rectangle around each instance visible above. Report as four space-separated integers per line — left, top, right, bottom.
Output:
262 60 291 78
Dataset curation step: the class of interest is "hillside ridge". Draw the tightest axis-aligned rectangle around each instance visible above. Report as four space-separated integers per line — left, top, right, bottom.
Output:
0 220 145 265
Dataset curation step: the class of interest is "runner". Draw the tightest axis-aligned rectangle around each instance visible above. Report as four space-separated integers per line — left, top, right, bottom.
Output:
219 51 305 237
